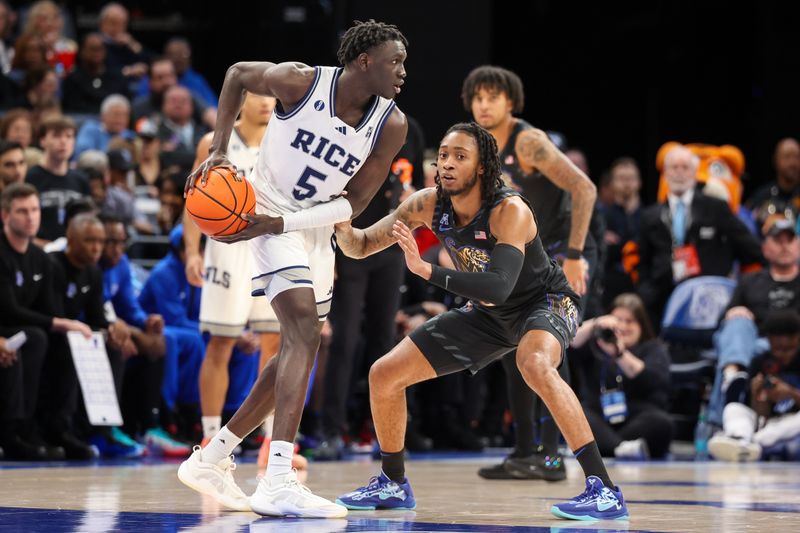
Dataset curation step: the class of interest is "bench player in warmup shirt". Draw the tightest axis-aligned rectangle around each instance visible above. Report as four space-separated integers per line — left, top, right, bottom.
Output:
178 20 409 517
182 93 308 469
334 122 628 521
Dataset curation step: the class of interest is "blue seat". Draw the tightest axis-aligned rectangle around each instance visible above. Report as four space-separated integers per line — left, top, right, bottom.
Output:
661 276 737 349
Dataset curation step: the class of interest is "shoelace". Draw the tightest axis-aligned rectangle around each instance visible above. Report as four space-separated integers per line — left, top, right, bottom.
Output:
575 484 602 504
359 476 381 491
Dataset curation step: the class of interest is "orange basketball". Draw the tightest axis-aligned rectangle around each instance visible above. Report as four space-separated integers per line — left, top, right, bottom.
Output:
185 166 256 236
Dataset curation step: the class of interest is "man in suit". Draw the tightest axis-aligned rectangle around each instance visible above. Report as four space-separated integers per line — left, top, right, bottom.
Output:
636 145 763 326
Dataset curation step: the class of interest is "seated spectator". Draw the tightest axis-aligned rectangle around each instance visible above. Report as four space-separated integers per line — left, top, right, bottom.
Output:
97 2 148 80
99 214 191 455
635 145 763 325
7 32 48 86
570 293 674 459
155 171 184 235
709 310 800 462
602 157 642 307
131 57 211 131
74 94 135 158
62 33 130 114
22 1 77 78
48 213 142 458
152 85 209 176
1 109 32 147
708 217 800 425
747 138 800 232
105 148 154 234
13 65 60 115
0 141 27 192
132 122 161 196
0 109 43 170
24 114 89 245
0 183 92 460
136 37 217 108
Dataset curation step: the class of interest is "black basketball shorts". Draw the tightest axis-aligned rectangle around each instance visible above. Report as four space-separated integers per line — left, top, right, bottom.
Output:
409 293 579 376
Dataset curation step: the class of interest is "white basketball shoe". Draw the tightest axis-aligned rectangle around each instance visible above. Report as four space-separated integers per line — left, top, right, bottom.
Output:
249 469 348 518
177 445 251 511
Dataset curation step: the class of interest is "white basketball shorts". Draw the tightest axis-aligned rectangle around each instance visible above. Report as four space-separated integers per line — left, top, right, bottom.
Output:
249 223 335 322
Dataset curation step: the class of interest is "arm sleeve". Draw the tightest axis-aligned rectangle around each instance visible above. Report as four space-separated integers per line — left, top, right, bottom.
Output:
281 196 353 232
428 243 524 306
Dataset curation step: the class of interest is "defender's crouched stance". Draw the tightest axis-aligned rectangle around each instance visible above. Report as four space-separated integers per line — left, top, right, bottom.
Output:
334 122 628 521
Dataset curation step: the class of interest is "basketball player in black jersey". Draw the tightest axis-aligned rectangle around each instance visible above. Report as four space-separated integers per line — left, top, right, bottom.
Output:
334 123 627 520
463 65 598 481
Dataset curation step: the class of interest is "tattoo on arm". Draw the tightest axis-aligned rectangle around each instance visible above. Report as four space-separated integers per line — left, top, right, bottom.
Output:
517 129 597 250
355 189 434 258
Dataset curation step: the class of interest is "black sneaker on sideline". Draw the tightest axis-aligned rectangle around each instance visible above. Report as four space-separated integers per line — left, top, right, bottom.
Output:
51 432 99 460
26 429 66 460
477 457 518 480
1 435 49 461
504 446 566 481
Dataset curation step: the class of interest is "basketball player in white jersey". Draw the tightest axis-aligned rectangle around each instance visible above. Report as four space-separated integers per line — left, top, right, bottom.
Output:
183 93 308 469
178 20 408 517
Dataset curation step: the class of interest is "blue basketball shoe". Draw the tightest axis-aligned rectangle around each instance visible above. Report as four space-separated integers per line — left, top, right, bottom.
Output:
336 472 416 510
550 476 628 520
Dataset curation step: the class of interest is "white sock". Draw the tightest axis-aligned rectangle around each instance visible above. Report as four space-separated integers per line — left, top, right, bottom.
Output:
202 416 222 439
201 426 243 464
265 440 294 480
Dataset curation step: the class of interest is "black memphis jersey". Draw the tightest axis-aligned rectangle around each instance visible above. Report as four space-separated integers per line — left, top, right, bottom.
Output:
431 186 576 318
498 119 571 249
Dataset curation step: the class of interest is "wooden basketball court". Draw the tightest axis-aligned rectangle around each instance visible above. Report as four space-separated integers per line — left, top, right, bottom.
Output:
1 454 799 531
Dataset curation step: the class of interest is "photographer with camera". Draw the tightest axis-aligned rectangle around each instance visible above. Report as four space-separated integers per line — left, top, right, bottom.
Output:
571 293 673 459
709 310 800 462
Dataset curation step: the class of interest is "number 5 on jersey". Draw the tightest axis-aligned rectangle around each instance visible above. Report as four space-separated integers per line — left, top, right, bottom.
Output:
293 166 328 200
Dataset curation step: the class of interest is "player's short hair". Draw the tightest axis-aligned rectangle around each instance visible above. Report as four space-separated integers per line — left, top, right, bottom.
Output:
1 182 38 212
336 19 407 65
435 122 504 202
461 65 525 114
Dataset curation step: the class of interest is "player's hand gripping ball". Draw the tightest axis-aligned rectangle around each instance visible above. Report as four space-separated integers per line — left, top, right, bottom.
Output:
185 166 255 237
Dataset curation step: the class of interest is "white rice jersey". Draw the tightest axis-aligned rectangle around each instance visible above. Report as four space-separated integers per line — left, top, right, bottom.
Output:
252 66 397 215
227 127 261 182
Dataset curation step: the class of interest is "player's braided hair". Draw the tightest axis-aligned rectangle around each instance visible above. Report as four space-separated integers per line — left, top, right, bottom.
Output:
434 122 505 202
461 65 525 114
337 19 408 65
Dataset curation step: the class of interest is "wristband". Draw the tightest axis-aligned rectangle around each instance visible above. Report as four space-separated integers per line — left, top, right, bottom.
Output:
565 247 583 260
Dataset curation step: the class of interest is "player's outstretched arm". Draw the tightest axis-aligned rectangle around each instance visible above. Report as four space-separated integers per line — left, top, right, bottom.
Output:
335 188 436 259
185 62 314 195
515 128 596 295
393 197 534 306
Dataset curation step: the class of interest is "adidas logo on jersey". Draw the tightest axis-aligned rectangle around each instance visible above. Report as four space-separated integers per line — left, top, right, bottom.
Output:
335 126 347 135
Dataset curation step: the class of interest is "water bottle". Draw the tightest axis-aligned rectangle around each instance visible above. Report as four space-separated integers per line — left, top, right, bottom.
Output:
694 405 710 460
